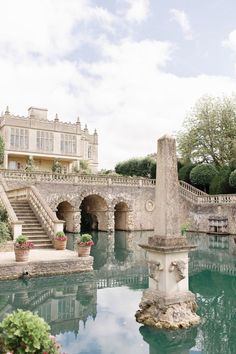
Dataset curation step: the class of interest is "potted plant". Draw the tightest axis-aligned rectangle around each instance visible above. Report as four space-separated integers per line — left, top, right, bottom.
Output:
14 235 34 262
77 233 94 257
0 309 61 353
54 231 67 250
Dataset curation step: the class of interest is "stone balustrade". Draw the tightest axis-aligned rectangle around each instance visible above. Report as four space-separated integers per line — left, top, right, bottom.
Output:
0 169 155 187
179 180 207 196
0 185 22 238
6 186 64 239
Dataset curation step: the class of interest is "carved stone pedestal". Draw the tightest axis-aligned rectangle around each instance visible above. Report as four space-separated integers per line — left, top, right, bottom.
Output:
136 289 200 329
135 238 200 329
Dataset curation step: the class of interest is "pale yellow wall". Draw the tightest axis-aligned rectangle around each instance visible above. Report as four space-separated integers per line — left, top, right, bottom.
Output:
8 156 71 172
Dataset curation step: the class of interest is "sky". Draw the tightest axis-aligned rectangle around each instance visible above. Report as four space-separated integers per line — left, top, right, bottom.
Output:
1 0 236 169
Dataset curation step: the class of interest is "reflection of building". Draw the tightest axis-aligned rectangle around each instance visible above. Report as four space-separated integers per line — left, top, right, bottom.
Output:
0 106 98 173
0 275 97 336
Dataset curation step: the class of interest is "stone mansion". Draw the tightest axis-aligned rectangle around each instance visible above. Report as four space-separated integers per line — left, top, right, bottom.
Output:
0 106 98 173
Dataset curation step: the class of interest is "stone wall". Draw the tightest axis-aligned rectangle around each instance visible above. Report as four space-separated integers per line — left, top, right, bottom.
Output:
0 257 93 280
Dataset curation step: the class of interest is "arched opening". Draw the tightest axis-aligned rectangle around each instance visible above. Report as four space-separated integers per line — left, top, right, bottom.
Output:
80 195 108 232
114 202 129 230
56 201 74 232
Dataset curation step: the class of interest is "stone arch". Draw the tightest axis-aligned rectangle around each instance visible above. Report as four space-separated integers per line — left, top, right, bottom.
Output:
48 194 79 233
111 197 134 231
47 194 77 211
80 193 109 232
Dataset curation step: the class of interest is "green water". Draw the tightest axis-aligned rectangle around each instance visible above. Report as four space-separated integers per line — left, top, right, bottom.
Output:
0 231 236 354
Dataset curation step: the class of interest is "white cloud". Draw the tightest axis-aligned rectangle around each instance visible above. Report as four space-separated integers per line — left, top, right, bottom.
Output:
0 0 115 59
1 1 236 170
124 0 150 23
223 30 236 52
170 9 193 40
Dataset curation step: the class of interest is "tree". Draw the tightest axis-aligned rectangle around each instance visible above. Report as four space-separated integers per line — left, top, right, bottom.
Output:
177 95 236 167
0 135 4 166
229 170 236 188
190 164 218 192
209 166 233 194
178 163 195 183
115 157 156 178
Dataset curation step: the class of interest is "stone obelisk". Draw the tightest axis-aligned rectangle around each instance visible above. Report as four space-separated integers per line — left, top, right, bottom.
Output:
135 135 200 329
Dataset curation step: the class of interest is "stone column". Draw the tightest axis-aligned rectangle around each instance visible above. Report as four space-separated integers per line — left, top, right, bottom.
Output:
135 135 200 329
3 153 8 169
107 209 115 233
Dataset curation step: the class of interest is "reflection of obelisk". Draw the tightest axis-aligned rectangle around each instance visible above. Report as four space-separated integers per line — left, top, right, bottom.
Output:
135 135 200 329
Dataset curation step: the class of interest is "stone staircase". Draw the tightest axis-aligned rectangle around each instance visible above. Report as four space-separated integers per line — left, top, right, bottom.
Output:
10 199 53 249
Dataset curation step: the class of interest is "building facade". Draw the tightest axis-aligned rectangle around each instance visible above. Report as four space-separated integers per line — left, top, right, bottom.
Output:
0 106 98 173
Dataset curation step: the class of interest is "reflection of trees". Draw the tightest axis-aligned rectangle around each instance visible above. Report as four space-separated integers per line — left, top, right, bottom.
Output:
190 271 236 354
140 325 197 354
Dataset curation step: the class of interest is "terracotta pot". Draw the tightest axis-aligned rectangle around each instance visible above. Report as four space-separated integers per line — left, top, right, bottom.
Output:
78 245 91 257
54 239 67 250
14 248 30 262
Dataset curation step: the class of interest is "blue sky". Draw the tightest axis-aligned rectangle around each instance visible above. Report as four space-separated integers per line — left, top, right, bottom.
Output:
1 0 236 168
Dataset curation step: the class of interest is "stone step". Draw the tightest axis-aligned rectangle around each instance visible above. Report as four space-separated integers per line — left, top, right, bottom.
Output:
22 226 44 231
17 216 38 219
33 244 54 249
15 212 36 216
29 239 51 243
10 198 53 249
23 232 46 236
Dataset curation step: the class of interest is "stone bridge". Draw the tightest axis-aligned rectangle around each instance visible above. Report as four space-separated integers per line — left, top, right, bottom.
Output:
2 169 236 234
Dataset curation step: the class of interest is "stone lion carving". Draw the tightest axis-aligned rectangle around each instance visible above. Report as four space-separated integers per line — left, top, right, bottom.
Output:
169 260 186 282
148 261 163 283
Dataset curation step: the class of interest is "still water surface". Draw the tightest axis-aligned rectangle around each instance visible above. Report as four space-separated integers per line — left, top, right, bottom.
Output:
0 231 235 354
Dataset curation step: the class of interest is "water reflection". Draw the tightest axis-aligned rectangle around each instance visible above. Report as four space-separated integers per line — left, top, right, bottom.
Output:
140 326 198 354
0 231 235 353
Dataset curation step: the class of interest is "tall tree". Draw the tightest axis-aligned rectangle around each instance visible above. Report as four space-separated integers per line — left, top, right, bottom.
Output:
177 95 236 167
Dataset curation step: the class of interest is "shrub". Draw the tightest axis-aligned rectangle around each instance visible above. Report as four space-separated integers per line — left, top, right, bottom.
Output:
0 222 11 244
190 164 218 191
209 166 232 194
0 206 8 222
229 170 236 188
78 233 94 246
0 310 60 353
178 164 195 183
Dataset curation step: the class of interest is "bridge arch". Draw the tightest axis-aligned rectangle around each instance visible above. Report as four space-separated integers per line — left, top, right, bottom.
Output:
80 193 109 232
111 197 134 231
48 194 79 233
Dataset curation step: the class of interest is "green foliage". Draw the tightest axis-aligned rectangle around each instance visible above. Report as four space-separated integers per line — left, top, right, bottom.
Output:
79 233 93 242
52 160 62 173
178 163 195 183
190 164 218 190
0 135 5 166
177 95 236 167
229 170 236 188
15 234 28 244
0 206 8 222
25 156 34 171
209 166 233 194
56 231 65 237
79 160 91 174
115 157 156 178
0 222 11 244
0 309 60 353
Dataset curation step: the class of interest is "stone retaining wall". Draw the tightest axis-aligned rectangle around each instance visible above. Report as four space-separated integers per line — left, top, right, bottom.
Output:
0 257 93 280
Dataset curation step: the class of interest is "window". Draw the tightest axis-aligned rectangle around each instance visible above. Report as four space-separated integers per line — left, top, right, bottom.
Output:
61 134 76 155
36 131 54 152
88 145 92 159
10 128 29 150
